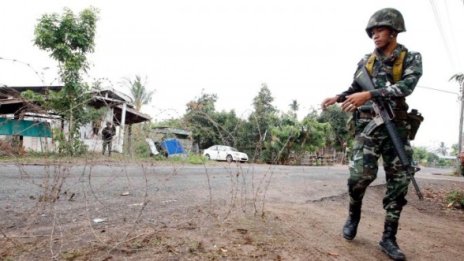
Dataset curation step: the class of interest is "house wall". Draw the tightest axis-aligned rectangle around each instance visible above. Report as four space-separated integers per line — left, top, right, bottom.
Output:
0 116 123 154
80 120 121 153
0 135 55 153
0 116 57 153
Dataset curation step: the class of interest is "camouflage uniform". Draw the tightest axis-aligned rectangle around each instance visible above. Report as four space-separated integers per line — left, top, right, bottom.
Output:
338 44 422 222
102 124 116 156
332 8 422 260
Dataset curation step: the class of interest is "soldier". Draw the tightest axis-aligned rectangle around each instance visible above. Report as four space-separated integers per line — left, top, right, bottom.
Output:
102 122 116 156
321 8 422 261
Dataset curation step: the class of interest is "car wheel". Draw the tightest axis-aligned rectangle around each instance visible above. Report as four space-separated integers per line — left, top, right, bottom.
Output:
226 155 233 163
205 154 210 160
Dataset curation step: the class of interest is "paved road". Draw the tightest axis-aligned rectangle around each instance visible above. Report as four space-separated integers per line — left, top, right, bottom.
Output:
1 163 459 211
1 162 462 235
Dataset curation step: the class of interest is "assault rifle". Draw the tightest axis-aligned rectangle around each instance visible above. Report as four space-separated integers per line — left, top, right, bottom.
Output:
355 66 424 200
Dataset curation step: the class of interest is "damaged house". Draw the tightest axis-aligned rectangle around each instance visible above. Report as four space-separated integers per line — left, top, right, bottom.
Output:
0 86 151 154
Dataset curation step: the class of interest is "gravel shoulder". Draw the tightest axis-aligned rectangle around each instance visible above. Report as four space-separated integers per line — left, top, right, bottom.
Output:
1 162 463 260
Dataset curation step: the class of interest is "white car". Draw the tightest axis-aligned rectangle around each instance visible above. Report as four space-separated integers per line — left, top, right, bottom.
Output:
203 145 248 163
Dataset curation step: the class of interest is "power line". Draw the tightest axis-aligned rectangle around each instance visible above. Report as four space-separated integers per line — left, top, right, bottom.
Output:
416 85 459 95
429 0 458 70
444 0 462 69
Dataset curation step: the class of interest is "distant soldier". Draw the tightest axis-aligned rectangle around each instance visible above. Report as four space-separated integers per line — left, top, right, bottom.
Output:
102 122 116 156
322 8 422 261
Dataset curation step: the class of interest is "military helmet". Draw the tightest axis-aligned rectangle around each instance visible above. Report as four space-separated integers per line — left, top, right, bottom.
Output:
365 8 406 38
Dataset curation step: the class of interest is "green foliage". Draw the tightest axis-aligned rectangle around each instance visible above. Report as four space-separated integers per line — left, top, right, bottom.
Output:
21 90 46 103
184 93 220 148
449 73 464 86
446 190 464 208
186 92 217 114
34 7 98 70
123 75 154 111
247 83 279 161
451 143 459 156
436 142 448 156
301 115 332 153
186 154 207 164
260 112 331 164
134 139 151 158
262 115 300 164
214 110 243 146
153 118 185 129
289 100 299 113
32 7 99 155
252 83 276 116
318 106 351 150
180 85 339 164
412 146 457 168
249 84 278 134
413 146 428 165
52 127 87 155
162 154 206 164
235 120 259 160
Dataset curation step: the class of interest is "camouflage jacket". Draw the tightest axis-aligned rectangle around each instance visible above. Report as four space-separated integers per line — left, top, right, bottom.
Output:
337 44 422 111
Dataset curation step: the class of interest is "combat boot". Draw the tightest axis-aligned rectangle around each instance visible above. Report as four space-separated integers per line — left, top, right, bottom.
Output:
379 221 406 261
342 203 361 240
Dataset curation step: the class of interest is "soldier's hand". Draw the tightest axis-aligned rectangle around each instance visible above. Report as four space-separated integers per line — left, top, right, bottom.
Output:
341 100 357 112
341 91 372 112
321 96 338 110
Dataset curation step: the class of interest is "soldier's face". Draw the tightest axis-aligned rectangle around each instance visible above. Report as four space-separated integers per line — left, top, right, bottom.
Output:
371 26 393 49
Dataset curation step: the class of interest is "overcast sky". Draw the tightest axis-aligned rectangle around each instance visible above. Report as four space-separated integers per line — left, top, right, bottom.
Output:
1 0 463 151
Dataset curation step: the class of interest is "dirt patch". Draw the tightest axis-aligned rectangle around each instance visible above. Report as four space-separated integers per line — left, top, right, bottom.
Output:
1 179 463 260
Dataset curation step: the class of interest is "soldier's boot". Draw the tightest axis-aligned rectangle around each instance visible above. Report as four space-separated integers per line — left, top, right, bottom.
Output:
342 204 361 240
379 221 406 261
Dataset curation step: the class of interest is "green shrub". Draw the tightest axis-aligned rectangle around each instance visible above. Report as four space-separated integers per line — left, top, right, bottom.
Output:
166 154 206 164
446 190 464 208
187 154 207 164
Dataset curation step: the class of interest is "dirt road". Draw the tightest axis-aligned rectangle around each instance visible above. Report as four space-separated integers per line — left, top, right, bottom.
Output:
1 162 463 260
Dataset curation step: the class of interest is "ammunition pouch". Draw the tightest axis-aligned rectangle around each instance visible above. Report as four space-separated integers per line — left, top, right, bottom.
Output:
393 110 408 120
407 109 424 140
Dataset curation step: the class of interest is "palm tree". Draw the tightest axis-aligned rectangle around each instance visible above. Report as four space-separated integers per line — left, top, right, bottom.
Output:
289 99 299 119
289 99 299 112
437 142 448 156
124 75 154 111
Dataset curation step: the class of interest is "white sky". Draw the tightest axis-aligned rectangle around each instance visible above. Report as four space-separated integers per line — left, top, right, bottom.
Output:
1 0 463 151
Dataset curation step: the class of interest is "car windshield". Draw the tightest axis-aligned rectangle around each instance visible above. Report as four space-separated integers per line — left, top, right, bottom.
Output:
229 147 238 152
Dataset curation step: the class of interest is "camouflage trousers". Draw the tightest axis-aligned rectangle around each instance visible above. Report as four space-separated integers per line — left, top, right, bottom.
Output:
348 120 412 222
102 139 112 156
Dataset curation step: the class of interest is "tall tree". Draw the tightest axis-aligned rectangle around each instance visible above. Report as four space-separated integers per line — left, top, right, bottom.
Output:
252 83 276 117
248 83 278 161
27 7 99 155
184 93 219 149
436 142 448 156
288 99 299 119
124 75 154 111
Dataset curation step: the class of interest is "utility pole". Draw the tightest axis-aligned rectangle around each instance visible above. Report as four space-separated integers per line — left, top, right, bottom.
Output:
459 81 464 175
459 81 464 154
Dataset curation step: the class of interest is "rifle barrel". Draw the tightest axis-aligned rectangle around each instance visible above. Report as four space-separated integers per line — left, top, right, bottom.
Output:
383 106 424 200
